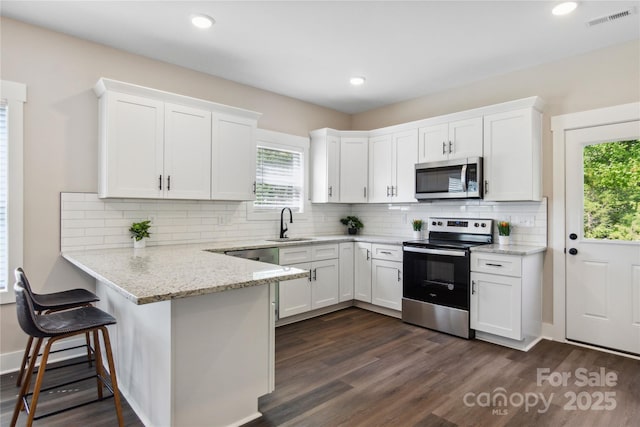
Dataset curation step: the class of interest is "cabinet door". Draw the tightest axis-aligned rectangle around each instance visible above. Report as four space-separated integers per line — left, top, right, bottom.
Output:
340 137 368 202
470 272 522 340
211 114 257 200
164 103 212 200
448 117 483 159
418 123 448 163
354 243 372 302
279 262 312 318
368 134 393 202
101 92 164 198
483 108 541 201
311 259 339 309
392 129 418 202
339 243 354 302
327 135 341 202
372 259 402 311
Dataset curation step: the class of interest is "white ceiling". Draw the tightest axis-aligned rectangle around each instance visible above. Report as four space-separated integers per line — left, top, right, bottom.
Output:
2 1 639 114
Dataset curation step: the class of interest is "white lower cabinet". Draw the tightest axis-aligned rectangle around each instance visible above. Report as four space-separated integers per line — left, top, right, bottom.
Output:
278 244 339 319
338 243 355 302
279 262 312 318
470 251 543 350
354 243 402 311
470 271 522 340
354 242 372 303
371 259 402 311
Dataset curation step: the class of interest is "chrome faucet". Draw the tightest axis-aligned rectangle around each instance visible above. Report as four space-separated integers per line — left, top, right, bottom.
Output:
280 207 293 239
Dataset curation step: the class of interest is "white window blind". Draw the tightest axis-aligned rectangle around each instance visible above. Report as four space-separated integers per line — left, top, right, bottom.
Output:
0 101 8 292
254 145 303 212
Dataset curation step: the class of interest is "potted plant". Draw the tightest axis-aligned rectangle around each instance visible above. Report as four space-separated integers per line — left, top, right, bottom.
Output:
497 221 511 246
411 219 423 239
340 216 364 235
130 220 151 248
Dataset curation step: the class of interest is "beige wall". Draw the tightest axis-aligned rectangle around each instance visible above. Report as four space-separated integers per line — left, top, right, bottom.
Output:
352 39 640 324
0 17 351 357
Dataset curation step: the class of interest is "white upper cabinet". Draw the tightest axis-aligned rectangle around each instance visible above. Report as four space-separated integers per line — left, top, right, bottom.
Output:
393 129 419 202
483 107 542 201
99 92 165 199
164 103 212 200
94 78 261 201
368 129 418 203
211 113 257 200
339 136 368 203
368 134 393 203
310 129 340 203
418 117 482 163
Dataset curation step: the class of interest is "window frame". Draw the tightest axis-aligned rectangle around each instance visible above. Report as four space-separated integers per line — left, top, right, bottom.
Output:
1 80 26 305
247 129 310 221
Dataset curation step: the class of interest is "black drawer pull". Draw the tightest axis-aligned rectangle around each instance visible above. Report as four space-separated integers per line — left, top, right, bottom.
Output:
486 263 503 267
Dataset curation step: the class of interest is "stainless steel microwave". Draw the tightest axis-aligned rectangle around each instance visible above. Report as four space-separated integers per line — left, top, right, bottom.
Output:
415 157 483 200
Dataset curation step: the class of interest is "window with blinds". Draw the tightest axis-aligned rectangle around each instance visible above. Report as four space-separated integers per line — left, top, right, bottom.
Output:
0 102 8 292
254 145 304 212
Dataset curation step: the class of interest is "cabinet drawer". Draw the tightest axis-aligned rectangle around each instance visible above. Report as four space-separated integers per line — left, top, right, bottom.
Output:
311 244 339 261
371 244 403 262
471 252 522 277
279 246 312 265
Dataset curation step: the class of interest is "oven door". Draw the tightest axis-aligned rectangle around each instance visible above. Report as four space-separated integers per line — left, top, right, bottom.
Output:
403 246 470 310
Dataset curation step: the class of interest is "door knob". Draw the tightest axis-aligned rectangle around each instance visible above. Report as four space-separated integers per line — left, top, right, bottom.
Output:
568 248 578 255
569 233 578 240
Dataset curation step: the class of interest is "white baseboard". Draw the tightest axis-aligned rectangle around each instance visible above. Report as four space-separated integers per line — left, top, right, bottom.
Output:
0 336 88 375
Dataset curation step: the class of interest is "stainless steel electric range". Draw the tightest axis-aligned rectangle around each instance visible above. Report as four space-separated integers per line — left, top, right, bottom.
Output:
402 217 493 339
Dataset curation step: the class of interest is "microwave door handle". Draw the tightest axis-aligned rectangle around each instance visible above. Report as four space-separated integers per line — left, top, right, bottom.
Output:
460 164 467 193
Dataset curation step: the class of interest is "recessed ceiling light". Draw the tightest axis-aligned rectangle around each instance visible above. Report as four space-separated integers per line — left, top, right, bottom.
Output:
191 14 214 29
350 76 366 86
552 2 578 16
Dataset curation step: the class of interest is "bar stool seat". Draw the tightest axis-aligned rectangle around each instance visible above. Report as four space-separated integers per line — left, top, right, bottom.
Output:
11 281 124 427
14 268 99 387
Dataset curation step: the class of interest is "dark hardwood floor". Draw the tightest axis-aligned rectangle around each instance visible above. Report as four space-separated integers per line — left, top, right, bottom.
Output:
245 308 640 427
0 355 143 426
2 308 639 426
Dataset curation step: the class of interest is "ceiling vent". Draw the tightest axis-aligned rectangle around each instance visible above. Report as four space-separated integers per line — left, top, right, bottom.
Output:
586 7 637 27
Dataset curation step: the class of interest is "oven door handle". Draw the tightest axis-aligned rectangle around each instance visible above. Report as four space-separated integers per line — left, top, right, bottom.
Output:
403 247 467 257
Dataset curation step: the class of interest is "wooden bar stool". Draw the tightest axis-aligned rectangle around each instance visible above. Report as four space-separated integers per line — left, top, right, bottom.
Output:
13 268 99 387
10 280 124 427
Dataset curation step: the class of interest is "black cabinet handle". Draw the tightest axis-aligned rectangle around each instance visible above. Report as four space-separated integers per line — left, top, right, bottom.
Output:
159 175 162 190
167 175 171 191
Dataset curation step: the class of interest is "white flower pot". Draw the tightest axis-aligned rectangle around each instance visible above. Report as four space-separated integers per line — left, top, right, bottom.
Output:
413 230 422 240
133 238 146 249
498 235 510 246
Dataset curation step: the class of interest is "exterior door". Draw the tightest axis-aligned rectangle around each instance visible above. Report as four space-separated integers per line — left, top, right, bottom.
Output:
565 121 640 354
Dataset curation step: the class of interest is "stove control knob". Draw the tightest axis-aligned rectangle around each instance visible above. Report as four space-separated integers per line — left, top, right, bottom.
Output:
474 222 480 227
431 221 437 226
481 223 487 227
437 221 443 226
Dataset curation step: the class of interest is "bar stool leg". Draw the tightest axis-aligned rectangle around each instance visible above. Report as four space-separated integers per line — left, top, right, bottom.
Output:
93 329 104 399
25 338 56 427
11 337 42 427
86 331 93 367
100 326 124 427
15 336 34 387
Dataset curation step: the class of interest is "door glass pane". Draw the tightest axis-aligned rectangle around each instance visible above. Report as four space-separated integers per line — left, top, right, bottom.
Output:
583 140 640 241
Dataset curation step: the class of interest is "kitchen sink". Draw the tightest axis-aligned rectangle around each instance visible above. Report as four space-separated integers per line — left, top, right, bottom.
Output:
265 237 315 242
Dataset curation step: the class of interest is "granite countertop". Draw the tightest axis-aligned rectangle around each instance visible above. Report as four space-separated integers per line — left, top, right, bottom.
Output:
470 244 547 256
62 234 405 305
63 244 309 305
202 234 406 253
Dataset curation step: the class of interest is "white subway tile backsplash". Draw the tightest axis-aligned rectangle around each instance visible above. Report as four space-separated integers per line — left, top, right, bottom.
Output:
60 193 546 251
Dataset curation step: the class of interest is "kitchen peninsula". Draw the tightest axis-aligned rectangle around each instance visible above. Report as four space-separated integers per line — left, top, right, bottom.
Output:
63 244 309 427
